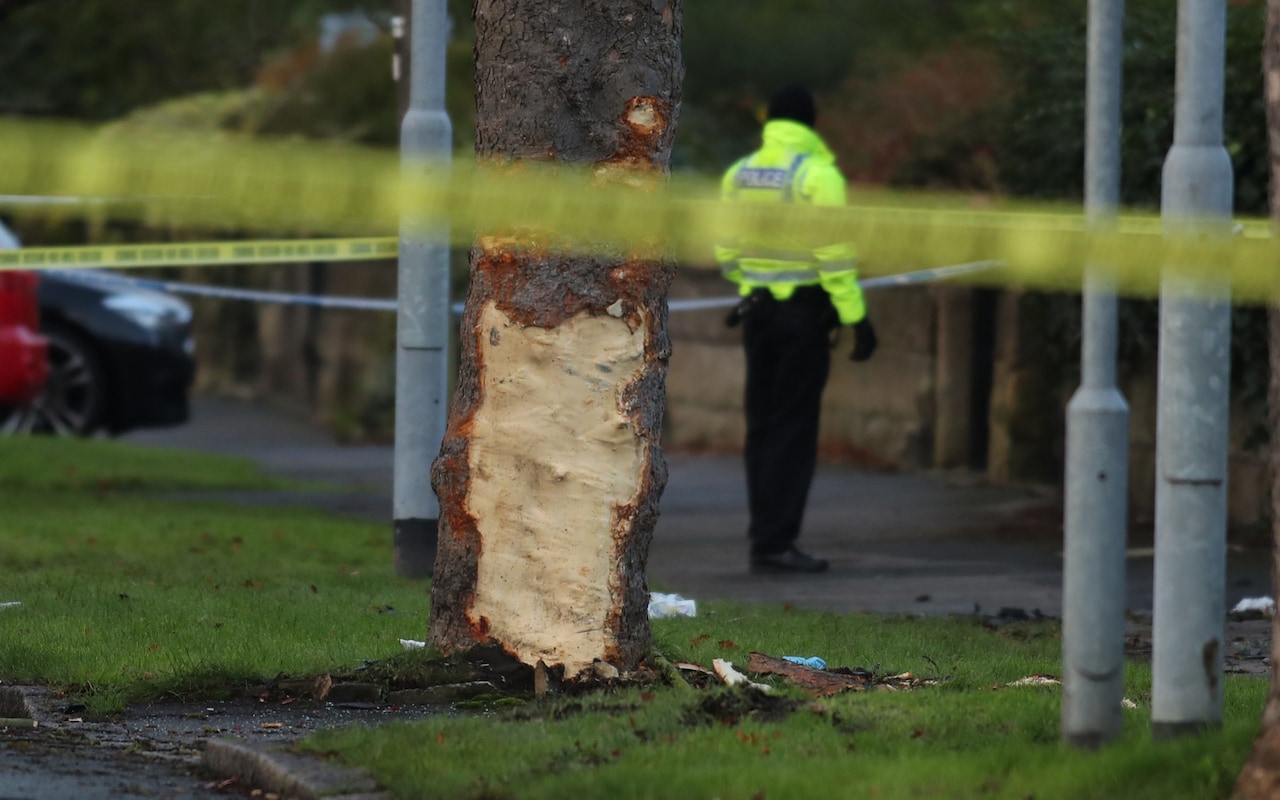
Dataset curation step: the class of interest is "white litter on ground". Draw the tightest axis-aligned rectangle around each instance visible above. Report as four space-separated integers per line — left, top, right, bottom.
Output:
1007 675 1061 687
649 592 697 618
712 658 771 692
400 592 700 650
0 602 20 611
1231 597 1276 617
1006 675 1139 709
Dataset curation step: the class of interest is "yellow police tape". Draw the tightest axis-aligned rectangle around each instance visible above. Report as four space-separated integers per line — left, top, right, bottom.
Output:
1 119 1277 302
0 237 397 270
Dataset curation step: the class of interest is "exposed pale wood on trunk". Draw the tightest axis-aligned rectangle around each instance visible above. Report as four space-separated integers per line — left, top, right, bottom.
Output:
428 0 682 678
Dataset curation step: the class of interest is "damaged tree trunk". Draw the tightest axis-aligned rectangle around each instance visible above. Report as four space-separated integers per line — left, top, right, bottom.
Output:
1234 2 1280 796
427 0 683 678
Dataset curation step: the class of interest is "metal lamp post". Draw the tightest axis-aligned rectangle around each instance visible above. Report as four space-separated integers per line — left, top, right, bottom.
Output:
1151 0 1234 739
393 0 452 578
1062 0 1130 749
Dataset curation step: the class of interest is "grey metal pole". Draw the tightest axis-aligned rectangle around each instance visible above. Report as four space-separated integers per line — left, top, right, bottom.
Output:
393 0 452 578
1152 0 1234 738
1062 0 1130 750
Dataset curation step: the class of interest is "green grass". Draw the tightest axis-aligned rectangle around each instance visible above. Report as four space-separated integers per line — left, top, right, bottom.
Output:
0 436 1268 798
303 608 1265 800
654 605 1061 689
0 436 431 713
0 436 300 492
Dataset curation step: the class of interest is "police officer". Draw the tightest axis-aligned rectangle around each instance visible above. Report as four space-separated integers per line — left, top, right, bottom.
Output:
716 85 877 573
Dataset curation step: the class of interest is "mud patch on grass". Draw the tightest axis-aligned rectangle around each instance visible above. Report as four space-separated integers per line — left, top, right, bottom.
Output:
362 644 533 689
505 697 644 723
682 690 803 727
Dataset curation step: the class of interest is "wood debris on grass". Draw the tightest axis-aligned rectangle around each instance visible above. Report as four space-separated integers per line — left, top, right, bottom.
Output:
674 662 715 677
746 653 870 696
1001 674 1140 708
736 653 939 697
712 659 772 692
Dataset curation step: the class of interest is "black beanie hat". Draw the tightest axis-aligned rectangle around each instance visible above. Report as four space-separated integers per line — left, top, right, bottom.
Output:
767 85 816 128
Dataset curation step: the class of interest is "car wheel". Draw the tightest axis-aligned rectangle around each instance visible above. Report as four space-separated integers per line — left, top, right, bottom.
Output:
0 323 107 436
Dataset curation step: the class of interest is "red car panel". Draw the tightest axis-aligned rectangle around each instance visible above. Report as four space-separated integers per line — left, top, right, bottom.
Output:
0 271 49 405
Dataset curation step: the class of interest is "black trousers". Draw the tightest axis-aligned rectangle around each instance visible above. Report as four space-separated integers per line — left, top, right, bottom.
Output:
741 286 836 556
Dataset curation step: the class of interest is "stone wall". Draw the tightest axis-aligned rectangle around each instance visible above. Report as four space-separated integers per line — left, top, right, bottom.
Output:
986 290 1069 483
663 268 968 471
661 269 747 451
185 259 965 469
184 262 1270 530
182 259 399 441
1122 367 1270 532
984 290 1270 531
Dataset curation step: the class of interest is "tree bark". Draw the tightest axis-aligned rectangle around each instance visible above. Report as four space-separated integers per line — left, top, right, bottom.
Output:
428 0 682 678
1234 2 1280 796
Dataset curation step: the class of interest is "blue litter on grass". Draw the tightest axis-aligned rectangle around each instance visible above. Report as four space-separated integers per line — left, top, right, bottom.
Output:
782 656 826 670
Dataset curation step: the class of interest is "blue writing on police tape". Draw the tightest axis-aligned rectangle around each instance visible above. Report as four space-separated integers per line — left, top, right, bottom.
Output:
54 251 80 264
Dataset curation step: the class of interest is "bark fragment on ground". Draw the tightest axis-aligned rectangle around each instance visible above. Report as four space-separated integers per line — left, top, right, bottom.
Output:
746 652 873 697
745 652 937 696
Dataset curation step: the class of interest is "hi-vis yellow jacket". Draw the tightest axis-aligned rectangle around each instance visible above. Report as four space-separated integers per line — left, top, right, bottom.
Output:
715 119 866 325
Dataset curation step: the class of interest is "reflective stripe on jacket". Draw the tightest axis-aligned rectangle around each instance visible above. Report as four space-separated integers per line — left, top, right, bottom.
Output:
714 119 866 325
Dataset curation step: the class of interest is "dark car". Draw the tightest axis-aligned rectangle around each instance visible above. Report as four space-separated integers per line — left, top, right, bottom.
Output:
0 223 196 436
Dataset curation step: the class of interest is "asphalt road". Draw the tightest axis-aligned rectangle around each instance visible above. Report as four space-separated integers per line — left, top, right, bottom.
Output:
125 394 1275 617
0 686 431 800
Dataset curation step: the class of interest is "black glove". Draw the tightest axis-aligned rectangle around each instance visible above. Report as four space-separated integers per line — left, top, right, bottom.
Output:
724 297 752 328
849 317 878 362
